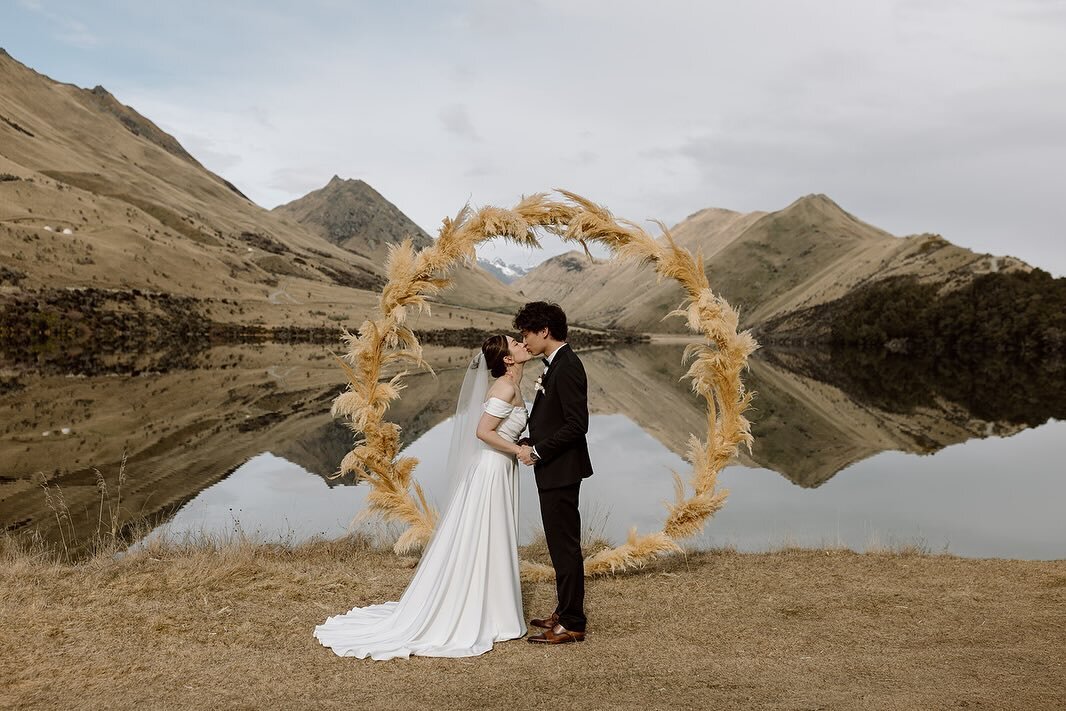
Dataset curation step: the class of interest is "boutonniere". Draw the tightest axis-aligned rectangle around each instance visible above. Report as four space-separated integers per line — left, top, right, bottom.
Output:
534 374 545 395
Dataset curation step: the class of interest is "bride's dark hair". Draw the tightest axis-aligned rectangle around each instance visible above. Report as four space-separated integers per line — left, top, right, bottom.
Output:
481 335 510 378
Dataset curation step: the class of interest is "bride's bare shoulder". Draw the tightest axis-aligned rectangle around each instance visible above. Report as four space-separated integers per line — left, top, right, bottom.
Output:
486 379 516 403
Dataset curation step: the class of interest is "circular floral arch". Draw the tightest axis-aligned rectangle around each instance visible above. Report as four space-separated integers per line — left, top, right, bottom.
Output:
331 191 758 581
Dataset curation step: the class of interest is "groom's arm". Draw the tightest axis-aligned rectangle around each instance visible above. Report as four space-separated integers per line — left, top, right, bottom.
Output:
530 360 589 463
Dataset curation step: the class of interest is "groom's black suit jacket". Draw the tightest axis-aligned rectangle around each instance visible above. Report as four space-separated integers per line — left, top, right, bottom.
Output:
528 344 594 490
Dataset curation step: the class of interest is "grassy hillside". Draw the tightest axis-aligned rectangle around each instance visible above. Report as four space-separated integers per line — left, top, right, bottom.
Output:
515 194 1032 335
0 48 518 340
761 269 1066 355
273 175 523 313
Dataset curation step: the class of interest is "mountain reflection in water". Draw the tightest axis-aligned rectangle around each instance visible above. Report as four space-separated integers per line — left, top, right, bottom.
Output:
151 415 1066 559
2 343 1062 559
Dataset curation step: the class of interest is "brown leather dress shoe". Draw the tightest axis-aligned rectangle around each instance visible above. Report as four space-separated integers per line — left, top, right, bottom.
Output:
529 612 559 629
527 624 586 644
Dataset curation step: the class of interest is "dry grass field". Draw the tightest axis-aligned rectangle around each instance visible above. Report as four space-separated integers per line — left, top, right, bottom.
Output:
1 537 1063 711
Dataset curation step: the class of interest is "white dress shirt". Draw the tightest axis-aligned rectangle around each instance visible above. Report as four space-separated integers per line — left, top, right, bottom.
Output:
543 342 567 368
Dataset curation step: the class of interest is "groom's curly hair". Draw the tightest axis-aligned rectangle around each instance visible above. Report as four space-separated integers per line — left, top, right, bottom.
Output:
514 301 568 341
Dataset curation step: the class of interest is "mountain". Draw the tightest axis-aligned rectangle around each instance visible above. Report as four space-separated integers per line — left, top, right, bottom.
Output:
0 49 517 337
477 257 529 285
273 176 432 261
513 195 1032 335
273 176 523 312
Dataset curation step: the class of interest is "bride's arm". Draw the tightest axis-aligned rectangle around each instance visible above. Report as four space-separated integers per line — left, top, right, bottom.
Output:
475 381 522 456
476 411 523 456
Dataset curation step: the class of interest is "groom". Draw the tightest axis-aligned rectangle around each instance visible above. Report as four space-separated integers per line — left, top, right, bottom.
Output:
515 301 593 644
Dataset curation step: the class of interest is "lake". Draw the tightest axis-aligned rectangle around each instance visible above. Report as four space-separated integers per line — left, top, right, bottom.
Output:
2 342 1063 559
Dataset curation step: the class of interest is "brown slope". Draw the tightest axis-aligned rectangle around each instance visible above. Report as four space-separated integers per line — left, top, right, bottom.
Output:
0 49 514 333
273 176 524 313
513 251 681 332
0 50 376 301
705 195 1029 327
515 194 1031 334
273 176 433 258
696 193 897 325
80 84 210 175
513 205 765 332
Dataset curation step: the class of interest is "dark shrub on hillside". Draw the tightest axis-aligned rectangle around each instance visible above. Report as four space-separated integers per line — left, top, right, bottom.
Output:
826 270 1066 357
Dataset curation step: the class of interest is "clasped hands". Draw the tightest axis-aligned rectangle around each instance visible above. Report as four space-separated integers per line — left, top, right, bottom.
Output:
516 437 536 466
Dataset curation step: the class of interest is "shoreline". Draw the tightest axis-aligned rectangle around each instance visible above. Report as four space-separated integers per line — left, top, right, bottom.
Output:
0 285 652 376
645 333 707 344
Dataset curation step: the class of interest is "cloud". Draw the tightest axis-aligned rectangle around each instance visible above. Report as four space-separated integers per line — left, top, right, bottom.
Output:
438 104 480 141
16 0 101 48
57 0 1062 275
266 166 335 197
463 163 495 178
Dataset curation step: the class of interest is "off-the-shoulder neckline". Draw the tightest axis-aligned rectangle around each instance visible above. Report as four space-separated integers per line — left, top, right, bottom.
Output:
484 396 520 407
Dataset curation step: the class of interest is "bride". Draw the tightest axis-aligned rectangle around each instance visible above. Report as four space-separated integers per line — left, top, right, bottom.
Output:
314 334 533 660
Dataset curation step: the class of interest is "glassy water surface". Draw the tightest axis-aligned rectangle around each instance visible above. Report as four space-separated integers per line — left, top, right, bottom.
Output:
2 342 1063 559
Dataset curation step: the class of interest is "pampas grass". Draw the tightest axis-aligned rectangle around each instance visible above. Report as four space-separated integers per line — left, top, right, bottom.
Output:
332 190 758 574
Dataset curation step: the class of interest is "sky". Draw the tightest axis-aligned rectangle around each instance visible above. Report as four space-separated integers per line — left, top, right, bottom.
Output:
3 0 1064 273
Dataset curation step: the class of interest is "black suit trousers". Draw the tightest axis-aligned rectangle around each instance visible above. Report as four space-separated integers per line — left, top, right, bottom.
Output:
538 481 586 632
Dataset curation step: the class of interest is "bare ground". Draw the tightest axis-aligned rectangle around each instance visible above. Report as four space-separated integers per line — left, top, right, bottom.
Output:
1 539 1063 710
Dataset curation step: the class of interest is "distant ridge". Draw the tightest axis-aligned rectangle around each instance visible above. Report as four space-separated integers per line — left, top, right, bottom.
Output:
273 176 523 312
515 193 1032 334
1 46 1041 338
0 47 380 300
0 49 520 332
477 257 529 285
85 85 204 169
273 176 431 261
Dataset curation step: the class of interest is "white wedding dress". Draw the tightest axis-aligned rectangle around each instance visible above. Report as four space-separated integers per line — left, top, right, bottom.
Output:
313 396 527 660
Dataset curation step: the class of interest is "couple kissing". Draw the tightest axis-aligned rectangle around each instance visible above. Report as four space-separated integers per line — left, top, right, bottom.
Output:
314 301 594 660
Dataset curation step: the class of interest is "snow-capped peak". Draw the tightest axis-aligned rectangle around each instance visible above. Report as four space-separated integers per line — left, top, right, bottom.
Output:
478 257 530 284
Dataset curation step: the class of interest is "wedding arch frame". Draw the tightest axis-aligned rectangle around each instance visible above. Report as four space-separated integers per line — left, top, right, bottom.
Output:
331 191 757 581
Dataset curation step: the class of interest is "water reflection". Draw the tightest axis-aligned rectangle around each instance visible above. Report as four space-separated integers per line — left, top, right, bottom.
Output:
709 421 1066 558
148 413 684 548
148 414 1066 559
2 342 1063 559
147 452 368 543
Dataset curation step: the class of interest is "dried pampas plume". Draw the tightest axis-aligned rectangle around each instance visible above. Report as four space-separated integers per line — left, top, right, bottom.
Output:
332 191 758 576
